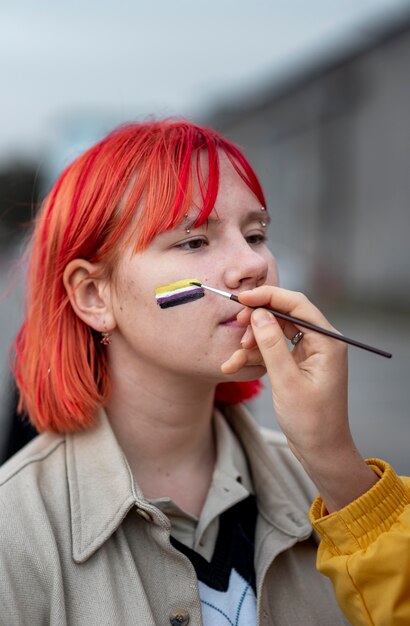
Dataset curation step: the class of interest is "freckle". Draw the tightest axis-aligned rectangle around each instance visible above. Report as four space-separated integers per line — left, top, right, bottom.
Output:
120 307 123 311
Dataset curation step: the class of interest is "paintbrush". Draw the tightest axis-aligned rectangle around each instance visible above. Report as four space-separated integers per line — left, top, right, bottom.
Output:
190 282 392 359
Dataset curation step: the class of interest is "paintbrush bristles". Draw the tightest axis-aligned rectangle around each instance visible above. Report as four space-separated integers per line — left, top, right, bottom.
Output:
189 282 234 300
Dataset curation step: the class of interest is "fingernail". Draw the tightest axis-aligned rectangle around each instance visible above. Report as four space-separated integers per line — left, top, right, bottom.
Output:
252 308 274 327
240 325 251 344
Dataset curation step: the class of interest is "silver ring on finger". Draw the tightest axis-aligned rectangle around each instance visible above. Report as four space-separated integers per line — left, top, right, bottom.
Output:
291 331 304 346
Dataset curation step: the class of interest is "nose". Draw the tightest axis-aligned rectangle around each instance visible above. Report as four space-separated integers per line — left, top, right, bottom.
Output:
223 240 270 291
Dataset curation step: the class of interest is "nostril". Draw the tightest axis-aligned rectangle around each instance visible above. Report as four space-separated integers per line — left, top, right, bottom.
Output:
256 274 268 288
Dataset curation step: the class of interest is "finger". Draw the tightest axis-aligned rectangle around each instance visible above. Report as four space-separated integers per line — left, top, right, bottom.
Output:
237 306 288 334
250 307 300 389
240 324 301 352
240 325 257 349
221 346 265 374
237 307 252 326
238 286 333 331
282 321 303 343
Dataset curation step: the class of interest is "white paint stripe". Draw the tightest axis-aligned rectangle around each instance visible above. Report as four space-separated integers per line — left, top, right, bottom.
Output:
155 285 201 299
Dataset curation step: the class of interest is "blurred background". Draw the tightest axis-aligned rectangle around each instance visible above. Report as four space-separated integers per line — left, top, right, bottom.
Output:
1 0 409 471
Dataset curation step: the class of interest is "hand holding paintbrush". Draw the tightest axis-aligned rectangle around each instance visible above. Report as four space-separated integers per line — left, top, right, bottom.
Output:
219 283 381 512
190 282 392 359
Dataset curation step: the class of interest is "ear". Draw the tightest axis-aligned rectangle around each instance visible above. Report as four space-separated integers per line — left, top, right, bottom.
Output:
63 259 116 333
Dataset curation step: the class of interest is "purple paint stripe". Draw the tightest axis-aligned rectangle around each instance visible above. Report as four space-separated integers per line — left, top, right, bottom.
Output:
156 288 204 305
158 292 205 309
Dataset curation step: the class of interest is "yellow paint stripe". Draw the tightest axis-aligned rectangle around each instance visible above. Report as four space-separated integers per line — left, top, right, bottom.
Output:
155 278 201 295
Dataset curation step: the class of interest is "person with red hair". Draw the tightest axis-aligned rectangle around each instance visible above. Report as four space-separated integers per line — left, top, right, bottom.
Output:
1 120 409 625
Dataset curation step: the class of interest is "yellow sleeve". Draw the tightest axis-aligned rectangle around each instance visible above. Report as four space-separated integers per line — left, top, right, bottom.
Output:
309 459 410 626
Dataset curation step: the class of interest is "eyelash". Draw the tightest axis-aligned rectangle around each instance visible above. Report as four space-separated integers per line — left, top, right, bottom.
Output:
176 233 267 251
245 233 267 245
177 237 208 251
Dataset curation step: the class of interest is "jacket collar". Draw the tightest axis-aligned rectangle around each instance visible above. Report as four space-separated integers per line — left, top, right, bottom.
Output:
66 409 141 563
223 404 313 539
66 405 312 563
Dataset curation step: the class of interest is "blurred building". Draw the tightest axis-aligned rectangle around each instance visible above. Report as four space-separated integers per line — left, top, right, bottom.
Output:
206 13 410 309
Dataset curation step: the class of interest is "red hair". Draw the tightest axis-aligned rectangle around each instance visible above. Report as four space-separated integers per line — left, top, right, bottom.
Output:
13 120 265 433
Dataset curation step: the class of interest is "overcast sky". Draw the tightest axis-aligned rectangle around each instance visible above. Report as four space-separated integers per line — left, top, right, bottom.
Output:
2 0 410 163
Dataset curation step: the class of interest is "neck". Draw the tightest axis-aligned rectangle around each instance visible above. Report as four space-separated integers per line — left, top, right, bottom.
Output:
104 355 218 512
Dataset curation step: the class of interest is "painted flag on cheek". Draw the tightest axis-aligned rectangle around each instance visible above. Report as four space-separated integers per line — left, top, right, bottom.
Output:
155 278 205 309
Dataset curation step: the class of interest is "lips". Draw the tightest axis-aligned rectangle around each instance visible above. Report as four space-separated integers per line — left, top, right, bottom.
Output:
219 310 245 325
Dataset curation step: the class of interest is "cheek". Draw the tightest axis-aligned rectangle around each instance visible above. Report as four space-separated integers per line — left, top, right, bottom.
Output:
117 282 212 348
138 304 218 374
266 255 279 286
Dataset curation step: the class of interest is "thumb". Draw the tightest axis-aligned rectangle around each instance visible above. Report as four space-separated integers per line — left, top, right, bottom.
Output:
250 308 298 387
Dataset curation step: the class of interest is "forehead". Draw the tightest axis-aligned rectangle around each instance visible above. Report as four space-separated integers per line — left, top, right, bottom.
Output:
190 151 263 218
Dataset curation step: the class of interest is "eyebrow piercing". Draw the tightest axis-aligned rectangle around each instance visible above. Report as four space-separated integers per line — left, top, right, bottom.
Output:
184 214 192 234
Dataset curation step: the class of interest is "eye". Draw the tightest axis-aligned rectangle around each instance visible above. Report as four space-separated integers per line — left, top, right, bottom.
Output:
177 237 208 251
246 233 267 245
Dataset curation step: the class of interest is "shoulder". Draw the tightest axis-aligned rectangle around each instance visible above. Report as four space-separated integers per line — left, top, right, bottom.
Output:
0 432 68 553
0 434 69 620
0 430 66 490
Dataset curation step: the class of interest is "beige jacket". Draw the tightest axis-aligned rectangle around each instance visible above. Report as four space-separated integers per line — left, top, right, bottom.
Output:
0 405 348 625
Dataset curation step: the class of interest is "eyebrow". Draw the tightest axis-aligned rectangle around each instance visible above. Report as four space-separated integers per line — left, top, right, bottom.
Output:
183 210 271 230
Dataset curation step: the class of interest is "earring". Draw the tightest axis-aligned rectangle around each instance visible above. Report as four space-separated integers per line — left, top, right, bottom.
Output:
100 332 111 346
100 323 112 346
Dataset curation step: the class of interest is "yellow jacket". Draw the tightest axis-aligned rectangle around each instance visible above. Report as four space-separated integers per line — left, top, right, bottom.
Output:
310 459 410 626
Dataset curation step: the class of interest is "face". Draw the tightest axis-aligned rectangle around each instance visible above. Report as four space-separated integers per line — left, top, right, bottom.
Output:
109 153 279 385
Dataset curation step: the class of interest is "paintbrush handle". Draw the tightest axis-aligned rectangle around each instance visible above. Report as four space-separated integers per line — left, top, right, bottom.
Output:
229 294 392 358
